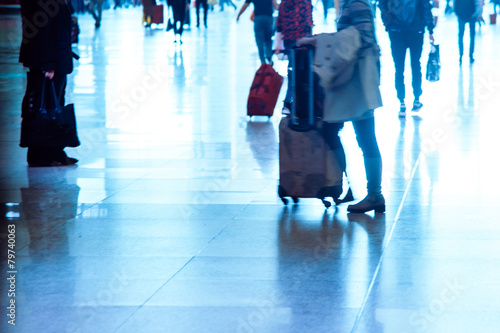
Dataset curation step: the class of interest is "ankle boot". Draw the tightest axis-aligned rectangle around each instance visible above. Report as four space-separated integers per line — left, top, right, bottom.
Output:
348 157 385 213
347 194 385 213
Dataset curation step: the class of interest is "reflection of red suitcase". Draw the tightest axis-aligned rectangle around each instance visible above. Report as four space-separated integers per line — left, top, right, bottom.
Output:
152 5 164 24
247 64 283 118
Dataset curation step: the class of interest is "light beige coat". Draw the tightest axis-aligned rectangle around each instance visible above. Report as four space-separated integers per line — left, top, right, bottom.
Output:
314 28 383 123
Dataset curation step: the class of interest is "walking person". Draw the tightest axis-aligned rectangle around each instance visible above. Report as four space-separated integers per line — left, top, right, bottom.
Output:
19 0 79 166
196 0 208 27
454 0 483 64
298 0 385 213
236 0 279 64
168 0 191 43
89 0 104 28
378 0 435 117
276 0 313 113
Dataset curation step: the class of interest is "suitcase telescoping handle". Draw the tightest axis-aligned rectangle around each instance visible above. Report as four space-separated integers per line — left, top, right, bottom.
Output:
289 47 315 132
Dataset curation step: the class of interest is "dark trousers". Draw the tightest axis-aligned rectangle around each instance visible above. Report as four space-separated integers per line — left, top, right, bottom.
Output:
196 0 208 26
324 116 382 196
253 15 274 64
171 4 186 35
22 71 68 163
458 17 476 58
388 30 424 102
323 117 381 159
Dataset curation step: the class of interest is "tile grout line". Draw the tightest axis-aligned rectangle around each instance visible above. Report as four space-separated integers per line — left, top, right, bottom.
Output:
112 219 235 333
350 152 423 333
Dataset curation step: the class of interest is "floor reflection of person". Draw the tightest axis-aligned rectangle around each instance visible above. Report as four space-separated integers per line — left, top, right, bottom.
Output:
18 168 79 331
277 210 386 330
245 121 277 177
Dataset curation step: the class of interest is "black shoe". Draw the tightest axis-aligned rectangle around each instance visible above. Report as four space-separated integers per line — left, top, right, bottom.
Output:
347 194 385 213
60 157 79 165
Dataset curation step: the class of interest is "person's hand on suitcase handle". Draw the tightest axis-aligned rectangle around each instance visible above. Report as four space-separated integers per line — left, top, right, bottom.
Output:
296 35 317 48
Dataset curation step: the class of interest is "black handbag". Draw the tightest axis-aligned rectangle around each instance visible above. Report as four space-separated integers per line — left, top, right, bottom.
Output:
426 44 440 82
20 78 80 148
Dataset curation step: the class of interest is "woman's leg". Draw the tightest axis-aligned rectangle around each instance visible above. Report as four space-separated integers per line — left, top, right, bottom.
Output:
263 16 274 64
202 0 208 27
468 18 476 61
322 122 346 199
196 0 201 26
388 31 408 104
347 116 385 213
253 16 267 64
458 18 466 62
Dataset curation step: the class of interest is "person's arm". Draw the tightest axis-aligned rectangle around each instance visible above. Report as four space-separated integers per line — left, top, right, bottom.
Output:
338 0 376 49
378 0 389 28
236 2 250 22
473 0 483 19
272 0 279 10
296 36 317 47
422 0 435 36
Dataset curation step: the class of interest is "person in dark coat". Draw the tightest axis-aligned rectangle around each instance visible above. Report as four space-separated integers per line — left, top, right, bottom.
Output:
454 0 483 64
19 0 79 167
196 0 208 28
168 0 191 43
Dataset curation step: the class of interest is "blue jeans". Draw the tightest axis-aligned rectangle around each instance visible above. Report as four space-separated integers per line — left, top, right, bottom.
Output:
458 17 476 58
388 30 424 102
253 15 274 64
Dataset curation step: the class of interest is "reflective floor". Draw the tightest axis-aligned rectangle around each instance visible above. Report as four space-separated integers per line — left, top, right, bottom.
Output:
1 4 500 333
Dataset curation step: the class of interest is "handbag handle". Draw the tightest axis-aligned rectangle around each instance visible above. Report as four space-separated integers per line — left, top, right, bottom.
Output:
39 78 64 113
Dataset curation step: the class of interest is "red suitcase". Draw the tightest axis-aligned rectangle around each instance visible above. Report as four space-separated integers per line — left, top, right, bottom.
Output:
152 5 164 25
247 64 283 118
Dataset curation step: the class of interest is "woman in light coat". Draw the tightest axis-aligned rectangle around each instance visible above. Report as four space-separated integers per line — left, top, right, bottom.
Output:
298 0 385 213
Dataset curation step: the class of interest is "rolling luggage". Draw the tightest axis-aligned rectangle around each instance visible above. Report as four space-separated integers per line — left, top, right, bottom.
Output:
278 48 352 208
152 5 164 24
247 63 284 118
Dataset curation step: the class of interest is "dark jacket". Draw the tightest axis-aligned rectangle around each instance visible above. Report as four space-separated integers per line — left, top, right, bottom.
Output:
454 0 482 19
379 0 435 34
19 0 74 74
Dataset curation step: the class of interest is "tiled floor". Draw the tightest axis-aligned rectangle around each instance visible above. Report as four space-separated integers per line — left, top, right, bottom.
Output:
1 3 500 333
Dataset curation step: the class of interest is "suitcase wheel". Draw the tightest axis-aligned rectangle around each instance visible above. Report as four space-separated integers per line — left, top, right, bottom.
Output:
280 197 288 205
322 199 331 208
292 197 299 204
